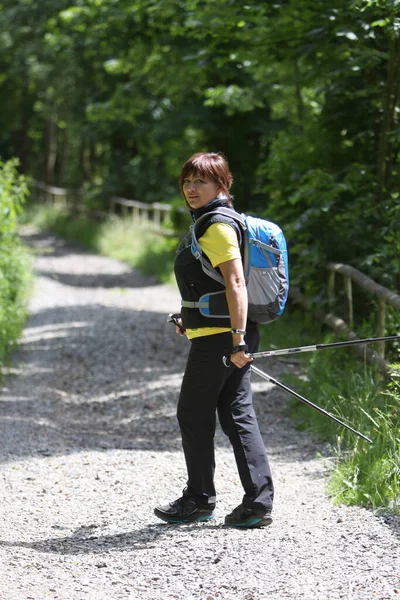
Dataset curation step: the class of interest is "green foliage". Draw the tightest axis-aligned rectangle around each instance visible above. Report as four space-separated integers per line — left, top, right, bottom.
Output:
2 0 398 311
259 306 323 353
0 238 32 367
0 159 32 368
0 158 27 235
28 205 101 249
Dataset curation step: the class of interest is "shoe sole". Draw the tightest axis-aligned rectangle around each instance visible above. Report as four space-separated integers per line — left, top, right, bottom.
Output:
224 516 273 528
154 511 214 524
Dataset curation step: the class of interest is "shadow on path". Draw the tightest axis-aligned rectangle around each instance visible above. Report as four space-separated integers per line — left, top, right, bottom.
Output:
0 521 226 556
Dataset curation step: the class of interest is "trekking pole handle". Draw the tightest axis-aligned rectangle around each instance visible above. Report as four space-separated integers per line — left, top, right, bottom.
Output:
223 355 232 367
167 313 186 334
222 344 250 368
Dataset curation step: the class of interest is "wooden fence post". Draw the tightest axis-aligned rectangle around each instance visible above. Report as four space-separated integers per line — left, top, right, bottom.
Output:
344 275 354 328
328 270 335 308
154 207 161 229
376 298 386 359
326 262 400 379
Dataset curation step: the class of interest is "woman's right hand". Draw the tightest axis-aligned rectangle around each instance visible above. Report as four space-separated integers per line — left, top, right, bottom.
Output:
175 318 186 336
230 349 253 368
168 313 186 336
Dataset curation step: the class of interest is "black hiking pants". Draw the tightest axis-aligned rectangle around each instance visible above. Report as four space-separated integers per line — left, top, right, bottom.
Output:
177 325 274 513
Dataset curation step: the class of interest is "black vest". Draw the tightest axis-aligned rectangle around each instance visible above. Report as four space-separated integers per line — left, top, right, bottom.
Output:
174 199 242 329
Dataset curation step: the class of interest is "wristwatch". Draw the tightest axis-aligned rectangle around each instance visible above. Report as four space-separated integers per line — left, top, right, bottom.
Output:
231 344 249 354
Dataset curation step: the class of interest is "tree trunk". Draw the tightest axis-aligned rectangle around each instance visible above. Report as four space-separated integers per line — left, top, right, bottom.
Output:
376 36 400 209
44 113 58 184
13 73 33 173
396 272 400 294
294 61 304 127
80 134 92 182
56 127 68 186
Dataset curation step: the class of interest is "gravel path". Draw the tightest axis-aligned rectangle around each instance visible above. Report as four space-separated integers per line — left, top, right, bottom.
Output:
1 226 399 600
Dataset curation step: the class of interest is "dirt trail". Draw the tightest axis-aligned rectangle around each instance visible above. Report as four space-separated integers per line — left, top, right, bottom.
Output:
0 227 399 600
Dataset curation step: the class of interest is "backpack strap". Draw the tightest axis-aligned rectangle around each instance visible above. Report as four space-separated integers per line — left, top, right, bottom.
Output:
191 208 249 285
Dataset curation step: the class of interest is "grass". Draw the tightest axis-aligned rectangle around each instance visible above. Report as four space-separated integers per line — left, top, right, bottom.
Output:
98 218 178 284
284 335 399 512
259 310 400 514
25 204 178 284
328 377 400 512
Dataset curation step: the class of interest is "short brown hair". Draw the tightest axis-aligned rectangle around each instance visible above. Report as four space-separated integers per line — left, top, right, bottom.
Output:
179 152 233 205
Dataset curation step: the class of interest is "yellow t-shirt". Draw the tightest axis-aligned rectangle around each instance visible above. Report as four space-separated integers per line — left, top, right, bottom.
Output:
186 222 241 340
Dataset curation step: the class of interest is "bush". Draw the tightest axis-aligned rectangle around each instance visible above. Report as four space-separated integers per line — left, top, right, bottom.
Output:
0 159 31 368
0 238 31 366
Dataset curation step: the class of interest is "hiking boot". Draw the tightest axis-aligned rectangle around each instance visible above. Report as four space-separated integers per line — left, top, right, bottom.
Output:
224 504 273 528
154 491 215 524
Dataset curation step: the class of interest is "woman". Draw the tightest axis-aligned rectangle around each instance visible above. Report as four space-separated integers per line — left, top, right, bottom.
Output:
154 152 274 528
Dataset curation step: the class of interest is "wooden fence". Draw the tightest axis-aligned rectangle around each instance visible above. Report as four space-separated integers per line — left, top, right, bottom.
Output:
327 263 400 362
30 180 173 232
30 180 83 206
109 196 172 231
290 264 400 379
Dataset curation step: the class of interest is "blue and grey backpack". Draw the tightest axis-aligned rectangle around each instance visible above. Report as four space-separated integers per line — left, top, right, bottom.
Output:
191 207 289 325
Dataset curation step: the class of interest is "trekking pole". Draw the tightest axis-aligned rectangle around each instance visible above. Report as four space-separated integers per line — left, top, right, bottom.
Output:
251 365 373 443
249 335 400 360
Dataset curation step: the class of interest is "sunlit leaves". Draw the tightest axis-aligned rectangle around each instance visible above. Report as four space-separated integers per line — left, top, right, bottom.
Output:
0 159 27 236
204 85 266 115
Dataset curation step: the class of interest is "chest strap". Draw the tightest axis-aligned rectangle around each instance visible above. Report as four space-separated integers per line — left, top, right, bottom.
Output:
181 300 209 309
181 292 230 318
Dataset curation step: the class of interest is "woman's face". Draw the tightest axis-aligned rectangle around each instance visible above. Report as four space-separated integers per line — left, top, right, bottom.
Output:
182 174 220 210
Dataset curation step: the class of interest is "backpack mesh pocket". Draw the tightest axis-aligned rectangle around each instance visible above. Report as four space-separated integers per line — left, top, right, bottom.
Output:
247 266 281 306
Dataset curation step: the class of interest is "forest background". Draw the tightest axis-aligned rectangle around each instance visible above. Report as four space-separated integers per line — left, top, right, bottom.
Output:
0 0 399 511
1 0 400 293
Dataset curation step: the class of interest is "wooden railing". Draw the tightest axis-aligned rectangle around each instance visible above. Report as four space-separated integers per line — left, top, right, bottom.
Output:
30 180 83 206
290 264 400 379
109 196 172 231
30 180 173 232
327 263 400 361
